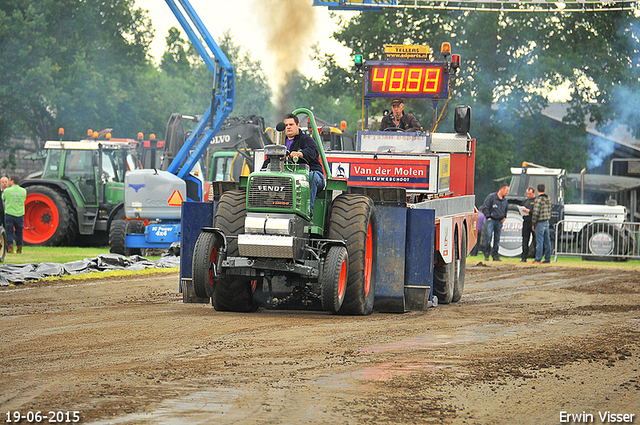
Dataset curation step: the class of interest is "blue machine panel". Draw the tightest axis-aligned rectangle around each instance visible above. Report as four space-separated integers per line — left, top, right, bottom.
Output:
147 223 181 244
373 204 407 312
180 202 214 283
404 208 435 310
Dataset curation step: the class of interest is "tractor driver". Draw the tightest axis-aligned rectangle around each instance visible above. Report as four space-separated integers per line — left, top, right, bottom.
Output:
379 97 423 132
263 113 325 217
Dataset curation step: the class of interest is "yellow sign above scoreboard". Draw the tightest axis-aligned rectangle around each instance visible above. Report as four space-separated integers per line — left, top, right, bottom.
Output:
384 44 432 60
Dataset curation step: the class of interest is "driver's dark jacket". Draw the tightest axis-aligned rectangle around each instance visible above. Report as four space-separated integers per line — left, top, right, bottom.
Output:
262 132 323 174
379 112 422 132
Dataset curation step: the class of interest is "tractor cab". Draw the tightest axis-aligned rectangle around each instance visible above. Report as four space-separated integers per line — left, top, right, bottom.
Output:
41 140 139 206
22 136 141 246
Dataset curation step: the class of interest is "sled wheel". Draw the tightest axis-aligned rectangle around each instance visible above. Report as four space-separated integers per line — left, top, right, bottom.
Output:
452 225 467 303
321 246 348 313
433 226 456 305
328 194 376 315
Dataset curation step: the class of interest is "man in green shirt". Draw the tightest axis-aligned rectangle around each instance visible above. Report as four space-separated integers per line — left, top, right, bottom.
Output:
2 175 27 254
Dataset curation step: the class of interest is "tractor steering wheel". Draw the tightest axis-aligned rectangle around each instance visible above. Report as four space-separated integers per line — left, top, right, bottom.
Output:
383 127 404 132
288 152 309 164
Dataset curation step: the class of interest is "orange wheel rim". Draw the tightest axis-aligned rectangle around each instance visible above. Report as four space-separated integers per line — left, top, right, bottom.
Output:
338 259 347 300
24 194 60 244
208 246 217 286
364 222 373 296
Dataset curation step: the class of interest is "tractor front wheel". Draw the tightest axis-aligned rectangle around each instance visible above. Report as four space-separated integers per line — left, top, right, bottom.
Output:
321 246 348 313
192 231 222 299
580 223 627 261
211 190 257 312
24 185 76 246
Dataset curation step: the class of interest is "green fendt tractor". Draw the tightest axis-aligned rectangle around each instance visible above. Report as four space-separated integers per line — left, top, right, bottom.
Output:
192 108 376 315
22 138 140 246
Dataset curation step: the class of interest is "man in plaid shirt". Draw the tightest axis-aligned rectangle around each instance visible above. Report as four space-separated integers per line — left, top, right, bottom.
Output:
531 184 552 263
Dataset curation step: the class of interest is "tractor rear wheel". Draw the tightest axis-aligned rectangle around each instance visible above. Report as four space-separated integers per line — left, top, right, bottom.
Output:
321 246 348 313
213 190 246 256
192 231 221 299
24 185 76 246
212 190 257 312
328 194 376 315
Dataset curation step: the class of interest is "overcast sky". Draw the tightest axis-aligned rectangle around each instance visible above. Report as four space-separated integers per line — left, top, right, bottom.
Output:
135 0 356 91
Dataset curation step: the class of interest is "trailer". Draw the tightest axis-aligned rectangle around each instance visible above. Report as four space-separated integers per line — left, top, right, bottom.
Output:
180 42 478 313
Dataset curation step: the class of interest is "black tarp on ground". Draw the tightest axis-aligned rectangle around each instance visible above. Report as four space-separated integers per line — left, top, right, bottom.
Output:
0 254 180 286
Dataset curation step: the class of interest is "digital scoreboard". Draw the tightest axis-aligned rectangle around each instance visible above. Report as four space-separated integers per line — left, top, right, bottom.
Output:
364 60 449 99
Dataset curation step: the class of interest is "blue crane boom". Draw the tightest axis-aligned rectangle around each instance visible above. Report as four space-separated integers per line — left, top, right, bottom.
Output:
164 0 235 184
109 0 236 256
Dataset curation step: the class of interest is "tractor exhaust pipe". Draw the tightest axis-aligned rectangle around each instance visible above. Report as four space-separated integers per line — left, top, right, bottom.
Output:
275 121 286 146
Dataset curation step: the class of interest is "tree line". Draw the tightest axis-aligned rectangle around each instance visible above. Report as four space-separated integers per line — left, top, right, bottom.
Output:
1 1 638 201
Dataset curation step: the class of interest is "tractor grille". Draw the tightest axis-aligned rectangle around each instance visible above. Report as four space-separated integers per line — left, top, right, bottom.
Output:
248 176 294 210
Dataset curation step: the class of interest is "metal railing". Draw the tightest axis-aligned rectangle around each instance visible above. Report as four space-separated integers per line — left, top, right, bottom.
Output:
554 219 640 261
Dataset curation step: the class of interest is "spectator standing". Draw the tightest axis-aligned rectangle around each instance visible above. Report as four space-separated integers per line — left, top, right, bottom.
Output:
2 175 27 254
481 183 509 261
520 187 536 262
0 176 8 230
531 184 552 264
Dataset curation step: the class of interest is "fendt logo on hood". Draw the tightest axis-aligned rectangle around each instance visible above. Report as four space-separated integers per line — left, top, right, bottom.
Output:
257 185 286 192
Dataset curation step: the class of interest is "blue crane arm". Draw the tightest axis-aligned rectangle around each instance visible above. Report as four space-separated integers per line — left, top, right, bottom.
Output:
164 0 235 180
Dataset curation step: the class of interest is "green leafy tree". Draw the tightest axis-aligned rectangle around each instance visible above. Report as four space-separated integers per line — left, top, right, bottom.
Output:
157 29 274 129
315 8 639 201
0 0 154 149
218 31 274 120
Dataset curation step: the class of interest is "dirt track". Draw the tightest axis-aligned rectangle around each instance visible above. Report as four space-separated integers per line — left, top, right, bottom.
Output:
1 261 639 424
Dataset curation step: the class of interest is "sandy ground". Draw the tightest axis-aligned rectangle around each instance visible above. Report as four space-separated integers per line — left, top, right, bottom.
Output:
1 261 639 424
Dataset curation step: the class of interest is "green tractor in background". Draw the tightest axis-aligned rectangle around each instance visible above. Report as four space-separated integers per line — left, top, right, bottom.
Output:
22 138 141 246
